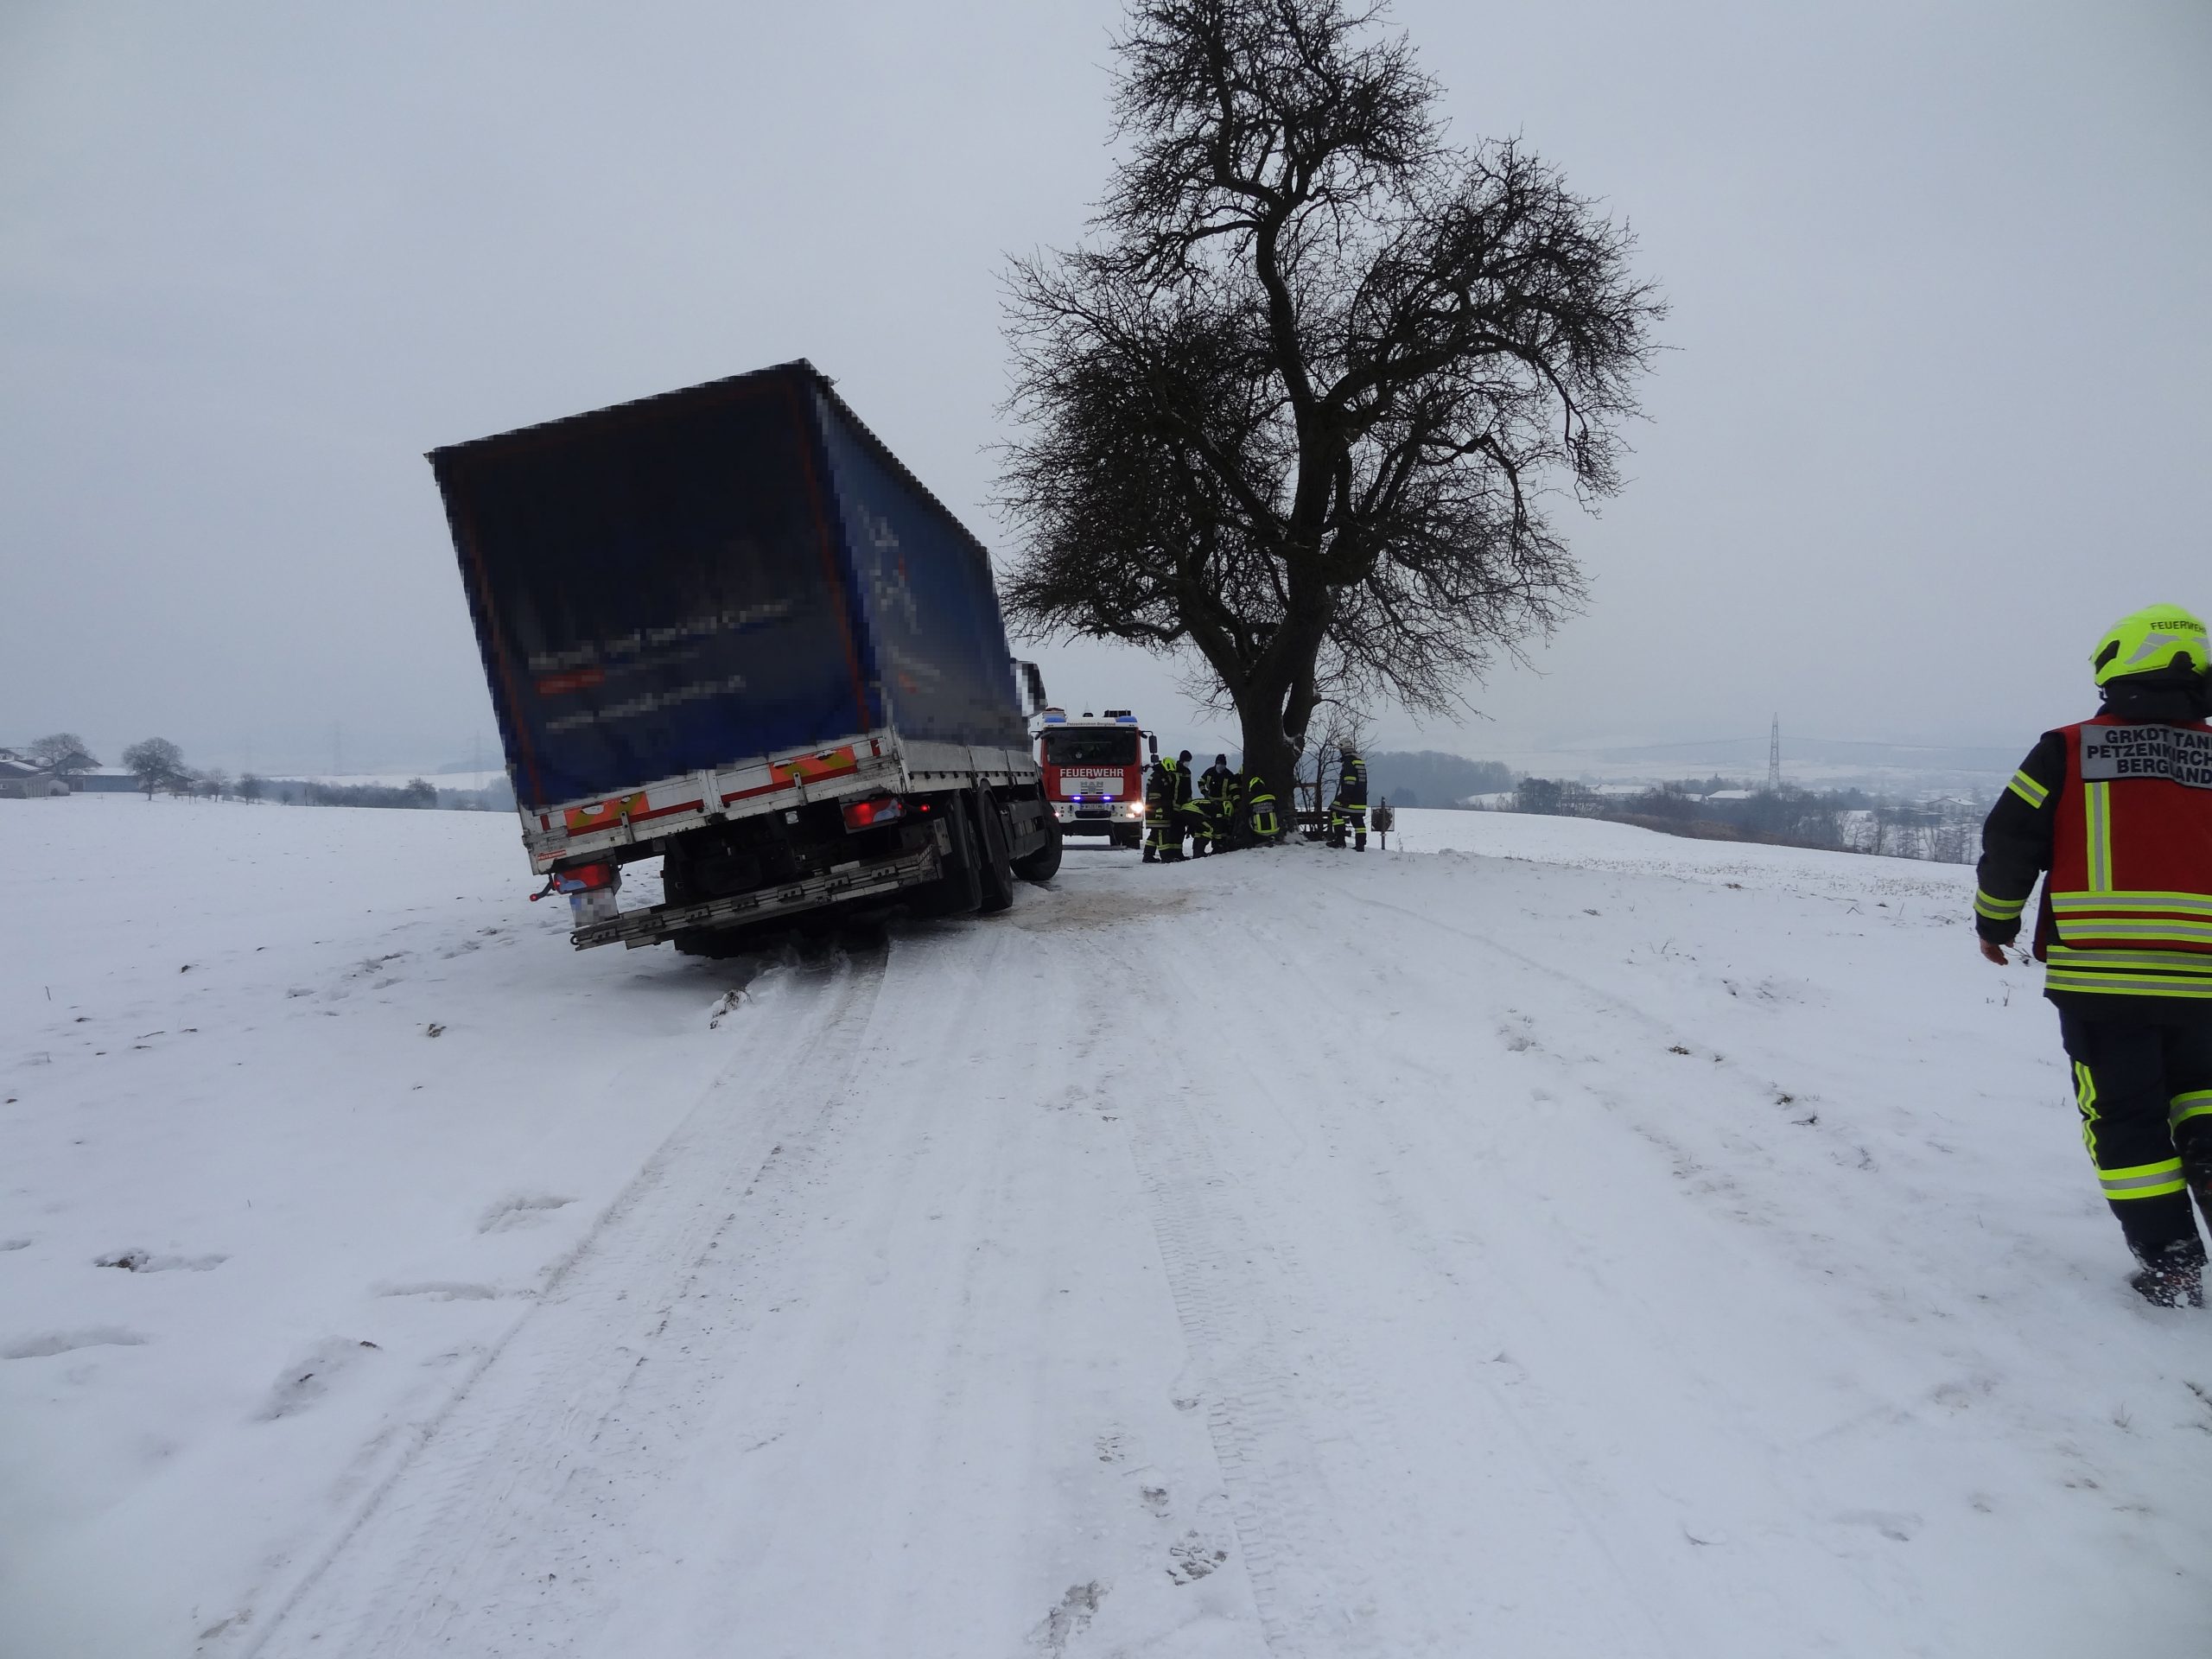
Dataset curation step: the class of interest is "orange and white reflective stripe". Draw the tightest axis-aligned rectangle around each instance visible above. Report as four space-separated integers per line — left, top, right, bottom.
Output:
564 792 647 832
771 747 860 786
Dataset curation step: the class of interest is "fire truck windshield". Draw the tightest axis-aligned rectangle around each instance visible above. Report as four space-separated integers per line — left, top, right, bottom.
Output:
1042 728 1140 767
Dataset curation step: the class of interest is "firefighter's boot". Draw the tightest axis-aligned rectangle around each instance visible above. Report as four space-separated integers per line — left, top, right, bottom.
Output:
2130 1235 2206 1308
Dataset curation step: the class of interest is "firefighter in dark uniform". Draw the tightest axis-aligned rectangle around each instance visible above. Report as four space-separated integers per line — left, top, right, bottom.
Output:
1218 766 1248 851
1975 604 2212 1306
1203 756 1238 858
1329 746 1370 849
1143 750 1171 863
1146 749 1189 862
1243 769 1280 842
1173 750 1213 855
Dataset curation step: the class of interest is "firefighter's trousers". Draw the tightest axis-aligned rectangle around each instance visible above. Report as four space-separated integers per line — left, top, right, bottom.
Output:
1330 804 1367 849
2057 1009 2212 1255
1180 802 1215 855
1145 817 1182 861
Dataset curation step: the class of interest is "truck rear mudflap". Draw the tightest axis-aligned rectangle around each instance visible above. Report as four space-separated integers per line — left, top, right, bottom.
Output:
569 845 941 950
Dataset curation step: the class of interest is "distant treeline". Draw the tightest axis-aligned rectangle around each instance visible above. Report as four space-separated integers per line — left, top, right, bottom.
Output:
281 777 514 811
301 779 438 809
1363 751 1516 809
1510 778 1986 864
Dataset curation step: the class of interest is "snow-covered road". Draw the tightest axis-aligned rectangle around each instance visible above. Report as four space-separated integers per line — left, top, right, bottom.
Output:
7 799 2212 1656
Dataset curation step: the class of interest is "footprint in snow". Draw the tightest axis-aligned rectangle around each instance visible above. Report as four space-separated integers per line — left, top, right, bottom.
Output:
1028 1581 1105 1655
255 1336 380 1421
3 1326 149 1360
378 1281 511 1302
1835 1509 1921 1542
97 1249 226 1274
477 1192 577 1234
1167 1530 1229 1583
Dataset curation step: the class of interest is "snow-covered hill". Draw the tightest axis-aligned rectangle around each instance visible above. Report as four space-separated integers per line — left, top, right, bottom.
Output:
4 797 2209 1656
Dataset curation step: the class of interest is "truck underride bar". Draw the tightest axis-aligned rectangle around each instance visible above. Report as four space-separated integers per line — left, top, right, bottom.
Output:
569 846 942 950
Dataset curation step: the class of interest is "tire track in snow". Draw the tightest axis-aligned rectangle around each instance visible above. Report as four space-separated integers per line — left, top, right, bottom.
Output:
1045 911 1383 1653
1075 893 1668 1656
1185 898 1793 1653
1118 1078 1382 1655
228 949 890 1659
1135 906 1685 1656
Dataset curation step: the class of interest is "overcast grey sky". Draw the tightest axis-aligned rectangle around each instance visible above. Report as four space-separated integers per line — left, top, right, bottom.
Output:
3 0 2208 776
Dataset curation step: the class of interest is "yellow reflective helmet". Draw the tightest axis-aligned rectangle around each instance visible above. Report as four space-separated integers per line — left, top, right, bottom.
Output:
2092 604 2209 686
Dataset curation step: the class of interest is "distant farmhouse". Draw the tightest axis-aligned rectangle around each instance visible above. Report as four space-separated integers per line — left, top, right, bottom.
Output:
0 749 69 798
68 767 142 793
0 752 138 797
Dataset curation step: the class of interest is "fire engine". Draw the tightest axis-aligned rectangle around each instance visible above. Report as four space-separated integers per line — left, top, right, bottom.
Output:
1036 708 1148 849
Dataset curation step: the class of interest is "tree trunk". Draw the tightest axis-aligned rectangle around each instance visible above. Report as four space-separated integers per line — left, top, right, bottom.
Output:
1237 699 1300 838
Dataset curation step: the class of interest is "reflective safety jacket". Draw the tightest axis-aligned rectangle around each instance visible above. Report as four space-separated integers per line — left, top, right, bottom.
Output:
1334 755 1368 808
1243 772 1279 837
1200 763 1235 802
1976 712 2212 1017
1144 760 1172 825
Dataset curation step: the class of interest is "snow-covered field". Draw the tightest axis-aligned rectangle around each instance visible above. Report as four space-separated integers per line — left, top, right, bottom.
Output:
5 797 2209 1656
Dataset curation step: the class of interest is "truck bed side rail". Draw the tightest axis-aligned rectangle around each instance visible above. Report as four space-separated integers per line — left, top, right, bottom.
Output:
522 730 1038 873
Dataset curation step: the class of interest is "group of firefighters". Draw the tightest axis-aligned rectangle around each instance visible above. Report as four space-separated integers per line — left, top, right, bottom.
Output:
1141 745 1385 861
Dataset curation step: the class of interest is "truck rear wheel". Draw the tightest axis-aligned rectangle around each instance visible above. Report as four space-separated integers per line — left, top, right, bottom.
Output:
1013 815 1064 882
909 797 982 918
673 926 754 959
972 789 1015 914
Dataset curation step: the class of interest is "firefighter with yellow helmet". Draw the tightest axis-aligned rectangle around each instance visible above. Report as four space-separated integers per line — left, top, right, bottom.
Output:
1975 604 2212 1306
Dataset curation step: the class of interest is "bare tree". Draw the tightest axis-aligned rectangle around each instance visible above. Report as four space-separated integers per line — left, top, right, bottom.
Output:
998 0 1663 807
26 733 99 778
1299 701 1373 826
121 737 188 799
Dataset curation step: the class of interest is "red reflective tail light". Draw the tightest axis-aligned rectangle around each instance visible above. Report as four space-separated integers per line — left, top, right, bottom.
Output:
842 796 905 831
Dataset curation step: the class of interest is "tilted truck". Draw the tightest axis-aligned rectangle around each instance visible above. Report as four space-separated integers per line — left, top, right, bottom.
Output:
429 359 1062 953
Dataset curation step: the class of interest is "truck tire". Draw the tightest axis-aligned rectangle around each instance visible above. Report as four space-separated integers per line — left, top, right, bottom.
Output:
972 788 1015 915
1013 815 1064 882
673 926 753 958
909 796 982 918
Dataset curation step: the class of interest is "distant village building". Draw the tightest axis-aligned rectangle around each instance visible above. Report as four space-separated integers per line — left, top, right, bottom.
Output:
0 749 69 798
68 767 143 794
